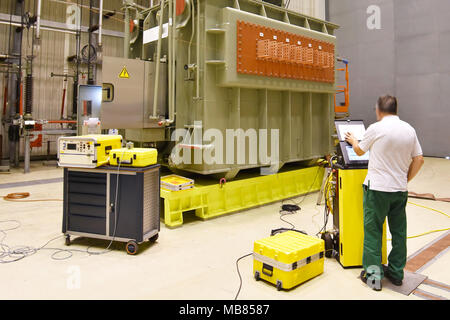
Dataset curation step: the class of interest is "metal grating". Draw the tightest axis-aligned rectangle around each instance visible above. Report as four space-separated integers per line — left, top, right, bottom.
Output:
142 168 159 234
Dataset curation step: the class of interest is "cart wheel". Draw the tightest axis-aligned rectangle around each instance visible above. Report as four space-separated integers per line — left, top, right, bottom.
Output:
126 241 138 255
65 235 71 246
276 280 283 291
321 232 333 258
149 233 159 243
254 271 260 281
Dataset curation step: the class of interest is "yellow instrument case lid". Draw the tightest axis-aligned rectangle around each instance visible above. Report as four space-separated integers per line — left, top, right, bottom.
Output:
254 231 324 264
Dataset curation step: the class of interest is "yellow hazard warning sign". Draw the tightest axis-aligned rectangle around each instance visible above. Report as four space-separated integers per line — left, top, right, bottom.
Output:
119 66 130 79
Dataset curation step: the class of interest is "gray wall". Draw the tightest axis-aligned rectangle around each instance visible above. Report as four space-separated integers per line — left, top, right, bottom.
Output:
330 0 450 157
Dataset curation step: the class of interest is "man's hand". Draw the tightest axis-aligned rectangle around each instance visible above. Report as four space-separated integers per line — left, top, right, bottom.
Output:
345 132 366 156
345 132 358 146
408 155 424 182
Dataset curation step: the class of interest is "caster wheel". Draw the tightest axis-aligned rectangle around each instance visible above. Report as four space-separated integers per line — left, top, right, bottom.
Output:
126 241 138 255
149 233 159 243
276 280 283 291
254 271 260 281
321 232 333 258
65 235 71 246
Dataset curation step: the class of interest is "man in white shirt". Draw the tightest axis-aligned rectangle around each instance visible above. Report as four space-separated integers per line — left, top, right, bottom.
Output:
345 95 424 291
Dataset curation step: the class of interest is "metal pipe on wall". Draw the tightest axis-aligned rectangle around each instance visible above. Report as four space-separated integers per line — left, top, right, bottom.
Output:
24 134 30 173
124 6 130 58
8 0 25 167
151 0 165 119
168 0 175 124
98 0 103 47
170 0 176 123
36 0 42 40
0 13 125 37
195 0 200 100
87 0 99 85
168 0 172 121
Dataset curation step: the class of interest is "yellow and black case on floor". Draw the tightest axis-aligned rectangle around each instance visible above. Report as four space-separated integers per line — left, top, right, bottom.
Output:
110 148 158 167
253 231 325 291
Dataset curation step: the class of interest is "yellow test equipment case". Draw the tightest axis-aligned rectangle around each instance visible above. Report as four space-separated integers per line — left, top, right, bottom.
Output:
331 168 387 267
323 120 387 268
58 135 122 168
253 231 325 291
110 148 158 167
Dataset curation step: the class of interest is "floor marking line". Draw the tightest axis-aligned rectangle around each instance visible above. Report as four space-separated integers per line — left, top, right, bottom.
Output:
413 288 447 300
0 177 63 190
416 247 450 274
405 232 450 273
406 231 449 261
422 279 450 292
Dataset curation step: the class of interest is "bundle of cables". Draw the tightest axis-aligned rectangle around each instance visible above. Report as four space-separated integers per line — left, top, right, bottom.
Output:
316 168 335 236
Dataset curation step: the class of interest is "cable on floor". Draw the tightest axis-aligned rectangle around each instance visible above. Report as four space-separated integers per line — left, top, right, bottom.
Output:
2 192 63 202
279 163 325 233
86 151 125 255
405 228 450 240
408 201 450 219
0 221 91 263
282 164 323 208
234 252 253 300
278 204 300 230
0 151 128 262
386 202 450 240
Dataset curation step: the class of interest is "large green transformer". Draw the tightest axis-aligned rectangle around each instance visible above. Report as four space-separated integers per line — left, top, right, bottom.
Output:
100 0 339 179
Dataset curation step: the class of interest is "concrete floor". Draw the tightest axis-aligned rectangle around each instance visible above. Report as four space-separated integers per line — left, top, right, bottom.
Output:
0 157 449 300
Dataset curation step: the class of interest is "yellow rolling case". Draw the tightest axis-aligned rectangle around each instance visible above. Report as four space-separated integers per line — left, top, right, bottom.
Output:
110 148 158 167
253 231 325 291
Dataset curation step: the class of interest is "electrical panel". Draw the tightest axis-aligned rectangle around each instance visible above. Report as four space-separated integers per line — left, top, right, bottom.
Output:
237 20 335 83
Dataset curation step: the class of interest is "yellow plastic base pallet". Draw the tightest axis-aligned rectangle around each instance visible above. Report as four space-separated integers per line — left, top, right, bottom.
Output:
160 166 324 228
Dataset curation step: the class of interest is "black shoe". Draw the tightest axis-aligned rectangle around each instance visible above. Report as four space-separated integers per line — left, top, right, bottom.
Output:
383 265 403 286
360 270 382 291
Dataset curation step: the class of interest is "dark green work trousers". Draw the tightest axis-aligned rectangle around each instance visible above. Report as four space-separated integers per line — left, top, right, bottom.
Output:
362 185 408 281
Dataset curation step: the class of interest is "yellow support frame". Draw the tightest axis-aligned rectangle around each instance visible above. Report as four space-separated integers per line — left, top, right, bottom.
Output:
161 166 324 228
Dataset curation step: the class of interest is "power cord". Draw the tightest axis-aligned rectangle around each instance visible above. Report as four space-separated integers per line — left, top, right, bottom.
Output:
278 204 300 230
281 165 322 207
278 165 323 232
2 192 63 202
0 222 86 263
316 168 334 236
234 252 253 300
86 149 125 255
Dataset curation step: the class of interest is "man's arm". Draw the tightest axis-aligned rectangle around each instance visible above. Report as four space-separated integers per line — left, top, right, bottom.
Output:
345 132 366 156
408 155 424 182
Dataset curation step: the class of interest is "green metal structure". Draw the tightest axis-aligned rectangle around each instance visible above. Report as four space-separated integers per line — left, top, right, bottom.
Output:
101 0 339 179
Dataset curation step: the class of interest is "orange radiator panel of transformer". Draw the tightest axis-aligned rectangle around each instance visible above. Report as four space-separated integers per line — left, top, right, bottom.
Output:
237 20 335 83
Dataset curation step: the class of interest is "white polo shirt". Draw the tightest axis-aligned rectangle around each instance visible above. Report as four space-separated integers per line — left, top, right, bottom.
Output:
358 115 423 192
